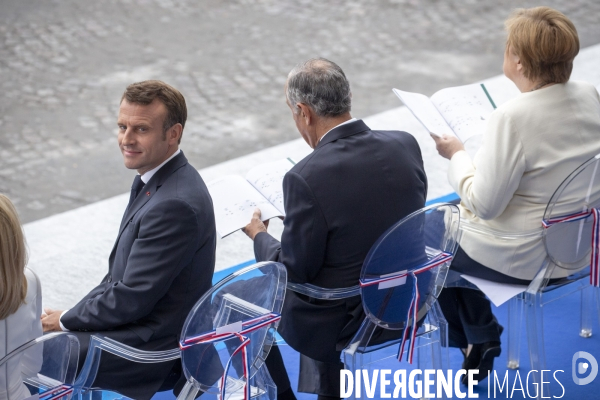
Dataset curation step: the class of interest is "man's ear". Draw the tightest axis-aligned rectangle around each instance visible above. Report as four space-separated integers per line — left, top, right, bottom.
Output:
167 123 183 144
297 103 312 126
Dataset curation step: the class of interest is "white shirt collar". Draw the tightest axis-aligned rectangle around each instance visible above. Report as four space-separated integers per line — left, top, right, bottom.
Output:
140 149 181 184
319 118 358 142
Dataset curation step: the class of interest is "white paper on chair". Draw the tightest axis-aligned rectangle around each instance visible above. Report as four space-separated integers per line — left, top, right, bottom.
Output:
460 274 528 307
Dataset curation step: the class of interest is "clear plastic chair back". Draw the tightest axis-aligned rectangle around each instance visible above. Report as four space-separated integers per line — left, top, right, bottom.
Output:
179 262 287 397
0 332 79 400
543 154 600 270
360 203 460 330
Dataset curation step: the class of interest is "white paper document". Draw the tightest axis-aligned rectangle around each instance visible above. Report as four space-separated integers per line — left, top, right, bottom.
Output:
460 274 528 307
393 83 499 143
208 158 295 238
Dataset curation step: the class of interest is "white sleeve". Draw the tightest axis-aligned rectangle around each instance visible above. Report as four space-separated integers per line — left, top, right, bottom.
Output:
448 108 526 220
59 310 70 332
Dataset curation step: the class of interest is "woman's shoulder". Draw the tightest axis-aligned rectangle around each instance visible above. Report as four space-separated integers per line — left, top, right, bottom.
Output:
565 80 596 90
495 81 596 116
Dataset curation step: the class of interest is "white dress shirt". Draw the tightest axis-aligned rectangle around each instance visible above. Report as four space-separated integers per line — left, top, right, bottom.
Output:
319 118 357 142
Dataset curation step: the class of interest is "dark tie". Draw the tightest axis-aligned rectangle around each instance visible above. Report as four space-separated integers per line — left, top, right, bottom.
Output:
127 175 145 208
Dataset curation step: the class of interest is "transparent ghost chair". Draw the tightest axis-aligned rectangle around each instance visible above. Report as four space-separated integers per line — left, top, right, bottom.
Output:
287 203 461 398
0 332 79 400
73 261 287 400
448 153 600 399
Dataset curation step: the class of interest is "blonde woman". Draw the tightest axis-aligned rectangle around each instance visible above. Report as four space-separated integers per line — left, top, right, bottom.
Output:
0 194 43 399
432 7 600 381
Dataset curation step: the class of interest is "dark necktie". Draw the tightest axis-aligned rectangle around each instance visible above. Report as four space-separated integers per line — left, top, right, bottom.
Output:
127 175 145 208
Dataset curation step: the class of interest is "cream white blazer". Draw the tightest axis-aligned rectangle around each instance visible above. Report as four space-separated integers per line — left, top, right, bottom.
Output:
449 81 600 280
0 268 43 399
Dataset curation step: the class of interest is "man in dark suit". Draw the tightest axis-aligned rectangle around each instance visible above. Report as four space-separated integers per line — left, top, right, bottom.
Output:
243 59 427 400
41 80 216 399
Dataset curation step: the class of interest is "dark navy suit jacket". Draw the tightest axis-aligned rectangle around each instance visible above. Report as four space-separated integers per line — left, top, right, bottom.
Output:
254 120 427 362
62 152 216 399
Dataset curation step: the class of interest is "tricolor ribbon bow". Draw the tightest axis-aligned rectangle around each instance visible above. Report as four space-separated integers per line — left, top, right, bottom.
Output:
179 312 281 400
39 384 74 400
359 251 453 364
542 208 600 287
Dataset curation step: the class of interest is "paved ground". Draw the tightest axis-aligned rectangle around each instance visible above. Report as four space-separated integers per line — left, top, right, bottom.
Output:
1 0 599 222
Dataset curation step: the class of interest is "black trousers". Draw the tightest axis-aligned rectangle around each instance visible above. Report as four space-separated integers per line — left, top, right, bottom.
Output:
265 344 345 397
438 245 530 348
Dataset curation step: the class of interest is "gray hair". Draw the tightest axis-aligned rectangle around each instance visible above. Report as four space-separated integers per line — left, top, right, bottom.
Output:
286 58 352 118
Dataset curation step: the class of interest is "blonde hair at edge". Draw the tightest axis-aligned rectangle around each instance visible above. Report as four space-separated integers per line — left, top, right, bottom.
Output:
505 6 579 84
0 194 28 320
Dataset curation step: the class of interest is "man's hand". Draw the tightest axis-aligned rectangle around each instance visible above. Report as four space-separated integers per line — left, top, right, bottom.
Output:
41 308 64 332
431 134 465 160
242 208 269 241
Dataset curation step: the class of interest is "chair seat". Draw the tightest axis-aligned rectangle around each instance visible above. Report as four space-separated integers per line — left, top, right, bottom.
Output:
353 321 443 355
541 266 590 293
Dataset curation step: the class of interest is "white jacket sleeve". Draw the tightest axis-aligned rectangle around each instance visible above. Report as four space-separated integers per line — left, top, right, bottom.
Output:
448 108 526 220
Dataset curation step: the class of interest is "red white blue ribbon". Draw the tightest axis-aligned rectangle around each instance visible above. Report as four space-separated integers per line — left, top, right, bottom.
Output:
359 251 453 363
179 312 281 400
543 208 600 287
39 385 73 400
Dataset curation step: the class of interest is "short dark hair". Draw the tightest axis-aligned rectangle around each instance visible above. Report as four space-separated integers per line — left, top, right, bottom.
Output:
286 58 351 118
121 80 187 143
505 7 579 84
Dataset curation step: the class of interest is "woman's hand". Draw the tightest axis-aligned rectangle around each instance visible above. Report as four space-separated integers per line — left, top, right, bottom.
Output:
431 134 465 160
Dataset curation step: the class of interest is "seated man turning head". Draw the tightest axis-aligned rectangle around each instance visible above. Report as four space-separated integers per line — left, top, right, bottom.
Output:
41 80 216 400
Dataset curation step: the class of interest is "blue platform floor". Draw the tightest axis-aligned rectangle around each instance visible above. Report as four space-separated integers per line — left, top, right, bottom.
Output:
152 284 600 399
151 190 600 399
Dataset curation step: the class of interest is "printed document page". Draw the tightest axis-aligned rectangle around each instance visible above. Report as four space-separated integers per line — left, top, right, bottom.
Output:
393 88 455 138
245 158 295 215
430 83 495 142
208 175 281 238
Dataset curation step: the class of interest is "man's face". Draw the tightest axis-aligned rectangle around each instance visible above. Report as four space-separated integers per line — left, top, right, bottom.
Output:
117 99 174 175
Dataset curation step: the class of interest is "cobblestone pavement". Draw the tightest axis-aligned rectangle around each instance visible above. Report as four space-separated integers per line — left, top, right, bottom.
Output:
1 0 599 222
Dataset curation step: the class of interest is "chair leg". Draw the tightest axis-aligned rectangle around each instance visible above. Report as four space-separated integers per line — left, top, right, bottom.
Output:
506 295 523 370
341 321 377 400
177 382 201 400
580 285 594 338
253 364 277 400
525 291 549 399
427 302 447 371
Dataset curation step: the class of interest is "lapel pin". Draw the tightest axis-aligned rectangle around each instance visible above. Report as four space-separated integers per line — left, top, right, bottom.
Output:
146 191 151 196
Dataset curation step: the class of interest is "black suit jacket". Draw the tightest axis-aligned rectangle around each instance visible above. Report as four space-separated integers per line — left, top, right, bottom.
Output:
63 152 216 399
254 120 427 362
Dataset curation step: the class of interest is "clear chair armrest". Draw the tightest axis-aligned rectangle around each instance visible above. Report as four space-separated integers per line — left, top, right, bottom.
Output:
460 219 543 240
89 335 180 363
74 334 180 393
286 282 360 300
0 332 68 366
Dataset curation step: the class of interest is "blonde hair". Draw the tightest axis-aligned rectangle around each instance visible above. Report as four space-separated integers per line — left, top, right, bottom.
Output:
0 194 28 320
505 7 579 84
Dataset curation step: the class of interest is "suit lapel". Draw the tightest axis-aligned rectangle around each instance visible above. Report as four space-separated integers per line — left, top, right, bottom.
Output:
315 119 370 150
115 152 188 242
